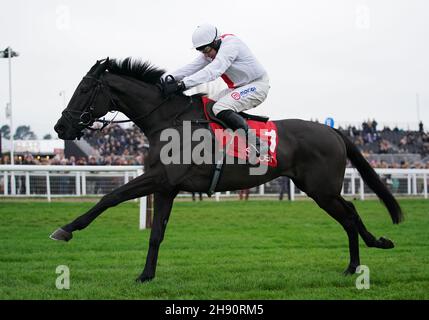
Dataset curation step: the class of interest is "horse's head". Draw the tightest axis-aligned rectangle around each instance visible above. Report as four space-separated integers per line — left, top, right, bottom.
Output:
54 58 113 140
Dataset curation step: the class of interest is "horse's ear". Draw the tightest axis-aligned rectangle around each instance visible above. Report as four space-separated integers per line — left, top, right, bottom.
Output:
90 58 109 78
87 60 101 75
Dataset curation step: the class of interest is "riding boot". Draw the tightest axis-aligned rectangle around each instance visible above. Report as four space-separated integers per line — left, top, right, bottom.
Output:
216 110 267 157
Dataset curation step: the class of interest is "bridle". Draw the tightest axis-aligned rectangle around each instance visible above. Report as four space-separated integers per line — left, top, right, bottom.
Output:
61 75 118 133
62 74 171 134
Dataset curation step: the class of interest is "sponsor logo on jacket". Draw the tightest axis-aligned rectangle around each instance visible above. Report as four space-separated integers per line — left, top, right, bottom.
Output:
231 87 257 100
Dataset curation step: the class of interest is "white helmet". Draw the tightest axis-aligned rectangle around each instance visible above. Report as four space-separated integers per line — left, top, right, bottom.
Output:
192 23 219 49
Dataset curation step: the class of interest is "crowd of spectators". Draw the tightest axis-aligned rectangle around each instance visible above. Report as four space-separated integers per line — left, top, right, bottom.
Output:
1 120 429 169
0 124 147 166
332 120 429 169
82 124 149 159
0 153 144 166
338 120 429 157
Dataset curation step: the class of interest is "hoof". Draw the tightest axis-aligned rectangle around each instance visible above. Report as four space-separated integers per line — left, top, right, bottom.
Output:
50 228 73 242
136 274 154 283
343 265 358 276
378 237 394 249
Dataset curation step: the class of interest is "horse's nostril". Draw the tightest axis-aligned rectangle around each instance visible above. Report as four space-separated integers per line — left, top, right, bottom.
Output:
55 124 65 133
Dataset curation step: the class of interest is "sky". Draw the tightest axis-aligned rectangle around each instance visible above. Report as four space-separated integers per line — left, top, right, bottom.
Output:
0 0 428 138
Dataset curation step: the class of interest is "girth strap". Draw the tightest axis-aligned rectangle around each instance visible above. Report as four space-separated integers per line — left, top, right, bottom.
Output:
206 131 236 197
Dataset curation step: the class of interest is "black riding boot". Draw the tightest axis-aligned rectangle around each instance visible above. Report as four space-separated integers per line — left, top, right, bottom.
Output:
216 110 266 157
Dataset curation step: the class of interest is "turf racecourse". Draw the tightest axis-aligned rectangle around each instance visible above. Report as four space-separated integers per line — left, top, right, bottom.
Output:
0 199 428 300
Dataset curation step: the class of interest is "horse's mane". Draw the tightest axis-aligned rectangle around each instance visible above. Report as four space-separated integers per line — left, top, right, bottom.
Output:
107 57 165 85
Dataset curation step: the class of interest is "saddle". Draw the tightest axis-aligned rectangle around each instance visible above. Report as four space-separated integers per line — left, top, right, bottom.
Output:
201 96 269 128
197 96 278 197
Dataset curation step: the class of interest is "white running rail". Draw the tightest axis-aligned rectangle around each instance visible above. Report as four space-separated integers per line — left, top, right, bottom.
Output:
0 166 428 201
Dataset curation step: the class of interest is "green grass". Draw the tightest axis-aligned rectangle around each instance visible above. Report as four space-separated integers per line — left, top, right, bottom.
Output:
0 199 428 299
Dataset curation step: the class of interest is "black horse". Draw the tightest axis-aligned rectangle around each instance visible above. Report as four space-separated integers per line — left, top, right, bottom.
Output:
51 58 403 282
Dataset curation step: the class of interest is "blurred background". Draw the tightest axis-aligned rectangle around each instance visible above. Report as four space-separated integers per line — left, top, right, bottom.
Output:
0 0 428 199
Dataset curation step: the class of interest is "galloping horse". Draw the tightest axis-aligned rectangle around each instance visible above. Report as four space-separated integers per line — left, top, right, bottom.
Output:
51 58 403 282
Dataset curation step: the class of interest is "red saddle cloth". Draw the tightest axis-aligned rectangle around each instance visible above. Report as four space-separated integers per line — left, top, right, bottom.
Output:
201 96 278 167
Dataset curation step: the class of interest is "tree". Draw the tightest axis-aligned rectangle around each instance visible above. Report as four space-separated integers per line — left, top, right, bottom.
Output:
1 125 10 139
13 125 37 140
43 134 53 140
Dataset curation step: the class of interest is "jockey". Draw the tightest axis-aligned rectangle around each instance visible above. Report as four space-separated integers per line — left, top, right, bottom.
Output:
162 23 270 155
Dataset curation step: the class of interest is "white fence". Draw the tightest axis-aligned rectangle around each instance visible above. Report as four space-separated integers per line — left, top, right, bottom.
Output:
0 165 428 200
0 165 149 229
0 165 143 200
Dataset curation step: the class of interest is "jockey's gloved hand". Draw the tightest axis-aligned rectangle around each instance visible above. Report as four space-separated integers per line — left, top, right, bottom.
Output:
161 75 186 97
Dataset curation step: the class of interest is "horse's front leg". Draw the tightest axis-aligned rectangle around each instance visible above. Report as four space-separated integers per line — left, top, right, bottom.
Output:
137 191 178 283
50 171 161 241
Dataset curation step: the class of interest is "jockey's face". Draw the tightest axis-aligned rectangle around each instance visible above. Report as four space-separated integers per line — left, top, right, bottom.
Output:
198 45 217 60
204 48 217 59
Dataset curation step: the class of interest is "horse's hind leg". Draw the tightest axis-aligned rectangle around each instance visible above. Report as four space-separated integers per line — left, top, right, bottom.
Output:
312 194 361 275
344 201 394 249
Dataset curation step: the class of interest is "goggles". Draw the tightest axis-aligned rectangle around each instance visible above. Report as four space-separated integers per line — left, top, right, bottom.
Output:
197 45 212 54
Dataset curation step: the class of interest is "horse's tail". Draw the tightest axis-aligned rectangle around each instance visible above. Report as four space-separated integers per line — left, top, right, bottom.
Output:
334 129 404 224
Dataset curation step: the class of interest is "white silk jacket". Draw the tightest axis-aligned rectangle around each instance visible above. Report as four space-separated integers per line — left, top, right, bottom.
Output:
171 34 267 89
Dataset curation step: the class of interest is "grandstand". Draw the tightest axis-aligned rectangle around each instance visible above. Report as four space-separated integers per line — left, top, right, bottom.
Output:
1 120 428 168
337 120 429 168
339 124 429 157
1 120 428 200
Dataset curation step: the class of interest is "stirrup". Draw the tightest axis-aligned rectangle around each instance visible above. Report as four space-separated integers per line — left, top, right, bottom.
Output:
247 134 268 156
245 139 268 159
246 143 260 158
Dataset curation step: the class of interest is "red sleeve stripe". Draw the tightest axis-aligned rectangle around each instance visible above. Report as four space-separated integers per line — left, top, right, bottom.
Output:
221 74 235 88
